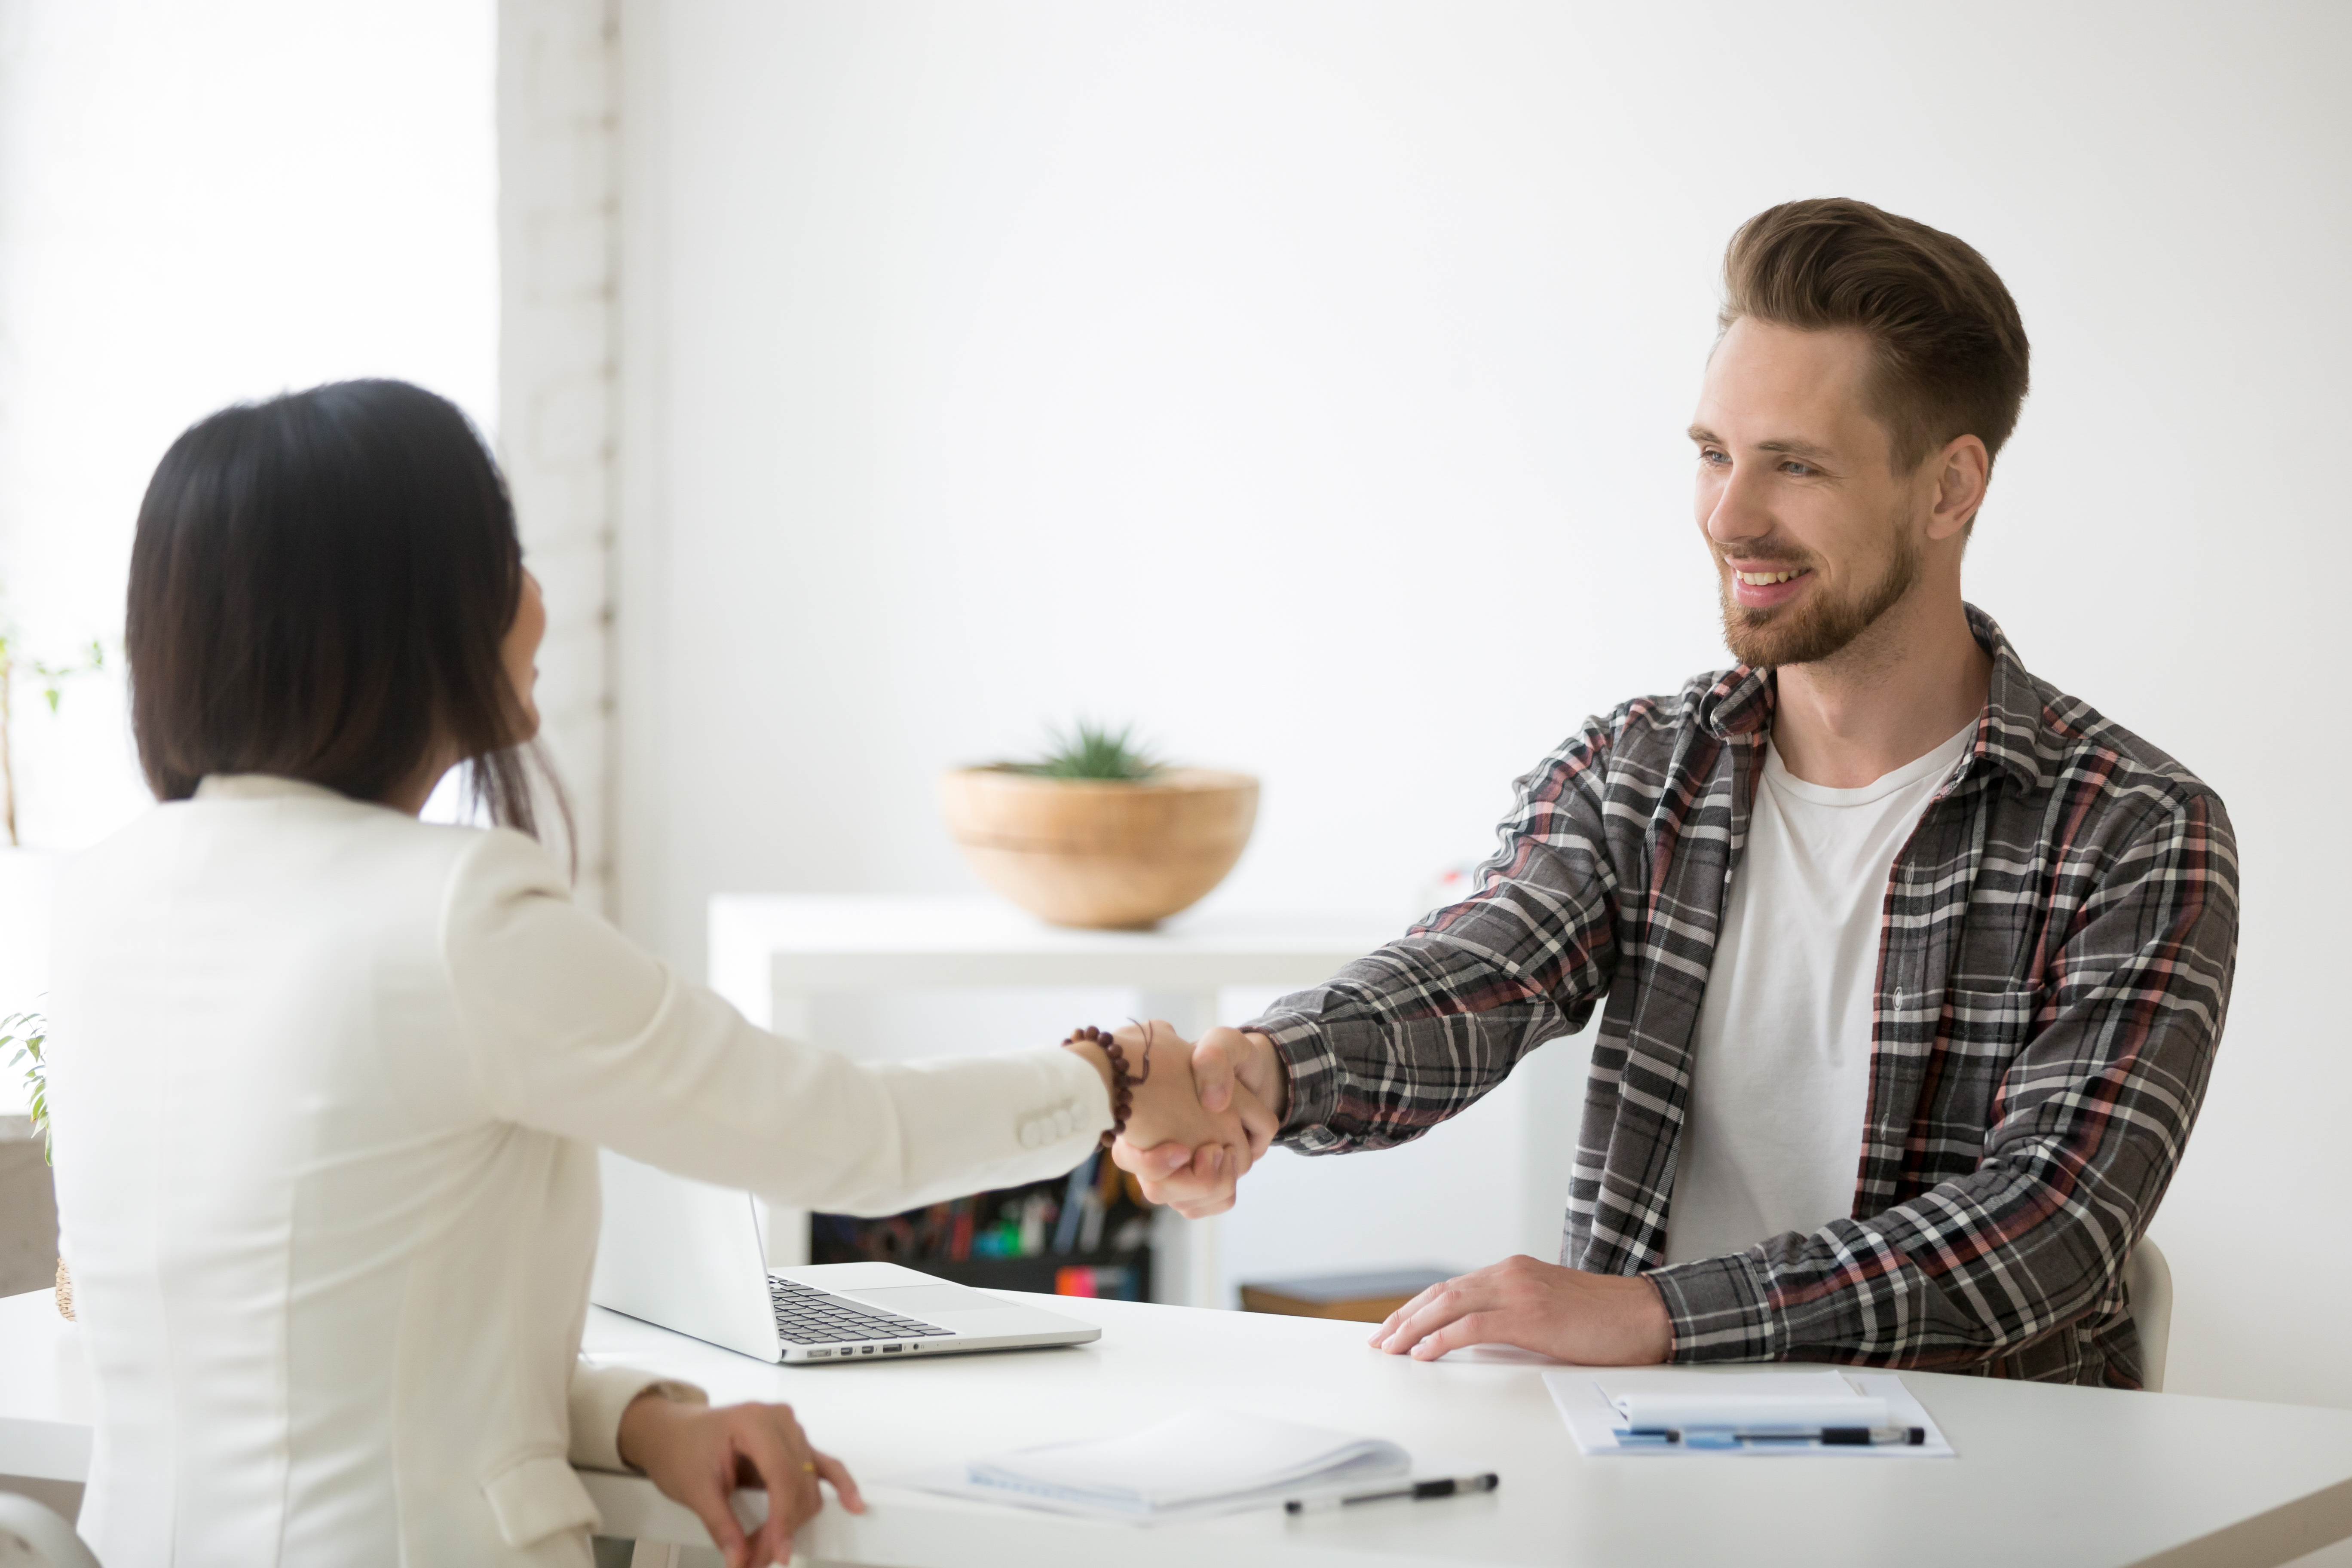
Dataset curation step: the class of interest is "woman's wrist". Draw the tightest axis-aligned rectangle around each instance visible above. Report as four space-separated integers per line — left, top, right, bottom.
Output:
1061 1024 1148 1145
616 1385 708 1472
1060 1035 1116 1105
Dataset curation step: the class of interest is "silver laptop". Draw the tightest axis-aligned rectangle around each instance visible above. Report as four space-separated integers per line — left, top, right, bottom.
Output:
591 1151 1102 1363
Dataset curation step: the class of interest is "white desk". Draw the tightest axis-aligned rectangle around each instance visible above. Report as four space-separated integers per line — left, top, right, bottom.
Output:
5 1287 2351 1566
706 894 1397 1303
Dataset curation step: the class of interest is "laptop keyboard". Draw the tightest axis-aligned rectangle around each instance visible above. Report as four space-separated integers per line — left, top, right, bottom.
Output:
768 1276 956 1350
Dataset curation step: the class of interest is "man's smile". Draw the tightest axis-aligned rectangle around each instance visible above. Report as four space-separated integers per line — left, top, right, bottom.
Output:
1725 560 1814 609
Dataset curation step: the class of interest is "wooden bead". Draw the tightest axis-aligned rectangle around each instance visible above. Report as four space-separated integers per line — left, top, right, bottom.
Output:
1072 1020 1151 1142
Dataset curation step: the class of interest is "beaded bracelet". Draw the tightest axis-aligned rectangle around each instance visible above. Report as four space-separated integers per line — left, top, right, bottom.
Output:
1064 1020 1153 1148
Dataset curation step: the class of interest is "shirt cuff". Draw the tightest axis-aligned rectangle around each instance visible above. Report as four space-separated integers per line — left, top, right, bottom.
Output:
567 1362 710 1473
1240 1013 1341 1141
1644 1249 1782 1363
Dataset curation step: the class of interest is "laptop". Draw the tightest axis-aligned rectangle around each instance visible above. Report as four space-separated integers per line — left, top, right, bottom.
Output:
590 1150 1102 1364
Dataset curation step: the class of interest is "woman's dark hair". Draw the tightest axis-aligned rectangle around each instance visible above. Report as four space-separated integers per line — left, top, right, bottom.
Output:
127 379 564 846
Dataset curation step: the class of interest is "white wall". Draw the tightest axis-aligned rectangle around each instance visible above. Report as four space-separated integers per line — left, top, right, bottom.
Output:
618 0 2352 1409
0 0 498 1048
0 0 499 851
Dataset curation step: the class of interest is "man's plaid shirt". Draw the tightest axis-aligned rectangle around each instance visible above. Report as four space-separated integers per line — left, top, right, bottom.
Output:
1249 606 2237 1387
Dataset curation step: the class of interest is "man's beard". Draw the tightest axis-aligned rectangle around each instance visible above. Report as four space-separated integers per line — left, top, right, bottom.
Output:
1718 521 1921 669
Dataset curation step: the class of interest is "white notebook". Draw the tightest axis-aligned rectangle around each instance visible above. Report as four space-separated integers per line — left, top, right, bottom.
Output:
910 1409 1412 1519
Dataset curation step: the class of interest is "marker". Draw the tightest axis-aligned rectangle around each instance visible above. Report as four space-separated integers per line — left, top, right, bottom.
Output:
1284 1473 1500 1514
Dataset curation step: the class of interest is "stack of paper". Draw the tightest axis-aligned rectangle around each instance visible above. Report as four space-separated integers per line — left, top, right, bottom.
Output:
913 1409 1412 1519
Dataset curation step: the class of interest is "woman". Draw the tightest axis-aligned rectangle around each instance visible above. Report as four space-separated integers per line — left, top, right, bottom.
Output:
45 380 1264 1568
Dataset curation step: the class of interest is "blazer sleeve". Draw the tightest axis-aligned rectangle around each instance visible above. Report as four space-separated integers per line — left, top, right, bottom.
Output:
438 830 1113 1214
566 1364 709 1472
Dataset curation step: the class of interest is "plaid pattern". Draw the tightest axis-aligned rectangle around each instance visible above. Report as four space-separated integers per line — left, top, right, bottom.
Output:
1249 606 2236 1387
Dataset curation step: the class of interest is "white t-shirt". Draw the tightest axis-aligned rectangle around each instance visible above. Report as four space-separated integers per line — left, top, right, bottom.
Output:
1663 720 1976 1266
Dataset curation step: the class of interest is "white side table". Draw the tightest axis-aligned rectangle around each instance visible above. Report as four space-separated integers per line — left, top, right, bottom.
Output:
707 894 1393 1307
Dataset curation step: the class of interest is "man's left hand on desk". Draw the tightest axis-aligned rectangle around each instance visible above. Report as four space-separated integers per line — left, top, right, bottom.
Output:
1371 1255 1673 1366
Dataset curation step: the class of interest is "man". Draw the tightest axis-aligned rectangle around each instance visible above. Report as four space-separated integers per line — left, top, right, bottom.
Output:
1117 197 2236 1387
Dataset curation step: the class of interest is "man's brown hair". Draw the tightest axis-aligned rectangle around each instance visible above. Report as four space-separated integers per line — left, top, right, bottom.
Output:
1721 197 2030 475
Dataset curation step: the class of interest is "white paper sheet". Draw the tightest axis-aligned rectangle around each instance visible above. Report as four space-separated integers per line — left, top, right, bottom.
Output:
901 1409 1414 1521
1605 1367 1887 1430
1545 1369 1956 1458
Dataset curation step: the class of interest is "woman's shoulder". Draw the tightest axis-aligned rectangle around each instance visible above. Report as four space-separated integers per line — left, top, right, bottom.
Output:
436 821 574 927
66 778 564 928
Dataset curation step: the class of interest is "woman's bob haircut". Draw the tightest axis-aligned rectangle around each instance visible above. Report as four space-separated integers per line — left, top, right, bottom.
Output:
127 379 561 844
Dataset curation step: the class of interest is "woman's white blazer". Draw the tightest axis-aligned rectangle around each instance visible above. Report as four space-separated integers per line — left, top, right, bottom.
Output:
46 776 1113 1566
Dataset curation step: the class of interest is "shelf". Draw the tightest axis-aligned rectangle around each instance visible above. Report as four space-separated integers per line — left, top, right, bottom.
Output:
885 1252 1154 1301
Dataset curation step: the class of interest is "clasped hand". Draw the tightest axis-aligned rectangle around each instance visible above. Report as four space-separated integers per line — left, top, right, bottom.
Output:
1082 1021 1280 1217
1108 1023 1286 1216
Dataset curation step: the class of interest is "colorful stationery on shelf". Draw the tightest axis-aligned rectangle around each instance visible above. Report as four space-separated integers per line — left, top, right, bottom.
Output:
902 1409 1415 1521
1544 1368 1955 1458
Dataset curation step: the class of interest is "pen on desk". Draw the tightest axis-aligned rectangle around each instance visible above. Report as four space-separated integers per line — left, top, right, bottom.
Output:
1816 1425 1926 1446
1620 1426 1926 1447
1284 1473 1500 1515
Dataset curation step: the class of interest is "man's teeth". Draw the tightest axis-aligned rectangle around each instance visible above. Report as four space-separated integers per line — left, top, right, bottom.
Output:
1736 569 1805 585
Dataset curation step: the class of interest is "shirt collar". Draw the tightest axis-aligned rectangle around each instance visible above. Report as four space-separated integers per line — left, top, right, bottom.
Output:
192 774 359 805
1965 603 2048 793
1697 602 2044 795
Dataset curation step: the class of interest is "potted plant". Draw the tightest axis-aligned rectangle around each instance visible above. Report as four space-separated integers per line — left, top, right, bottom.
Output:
0 595 105 848
3 1009 67 1319
0 594 103 1060
0 603 101 1323
939 722 1258 929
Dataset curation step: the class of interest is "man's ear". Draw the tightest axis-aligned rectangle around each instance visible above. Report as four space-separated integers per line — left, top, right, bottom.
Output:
1928 435 1991 540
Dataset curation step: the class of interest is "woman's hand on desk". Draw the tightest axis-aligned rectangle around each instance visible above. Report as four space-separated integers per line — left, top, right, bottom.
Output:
1368 1255 1673 1366
617 1390 865 1568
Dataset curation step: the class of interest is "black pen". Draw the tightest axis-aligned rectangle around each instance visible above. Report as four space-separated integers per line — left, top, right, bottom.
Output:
1284 1473 1500 1514
1620 1425 1926 1447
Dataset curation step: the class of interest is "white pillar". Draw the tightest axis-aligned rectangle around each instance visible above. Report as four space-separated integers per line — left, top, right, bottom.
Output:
498 0 618 911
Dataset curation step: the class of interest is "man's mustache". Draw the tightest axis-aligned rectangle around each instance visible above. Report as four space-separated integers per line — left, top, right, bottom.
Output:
1715 549 1816 570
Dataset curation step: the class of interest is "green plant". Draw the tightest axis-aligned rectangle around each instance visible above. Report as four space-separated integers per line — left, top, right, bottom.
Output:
3 1010 49 1165
1014 720 1160 782
0 587 107 846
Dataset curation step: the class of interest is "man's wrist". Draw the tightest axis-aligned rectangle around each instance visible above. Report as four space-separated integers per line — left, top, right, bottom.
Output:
1240 1031 1290 1124
1633 1276 1675 1363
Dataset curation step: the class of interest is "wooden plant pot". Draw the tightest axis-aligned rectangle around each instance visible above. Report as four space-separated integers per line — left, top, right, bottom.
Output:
939 767 1259 930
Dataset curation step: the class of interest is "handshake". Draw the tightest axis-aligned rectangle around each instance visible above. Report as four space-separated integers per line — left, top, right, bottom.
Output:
1061 1021 1290 1218
1062 1017 1676 1372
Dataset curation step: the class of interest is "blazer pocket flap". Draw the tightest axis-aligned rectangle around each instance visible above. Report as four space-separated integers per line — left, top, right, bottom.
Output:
482 1453 600 1548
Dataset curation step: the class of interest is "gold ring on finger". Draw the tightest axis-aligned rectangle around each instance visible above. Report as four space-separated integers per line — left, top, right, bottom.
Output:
802 1461 816 1473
